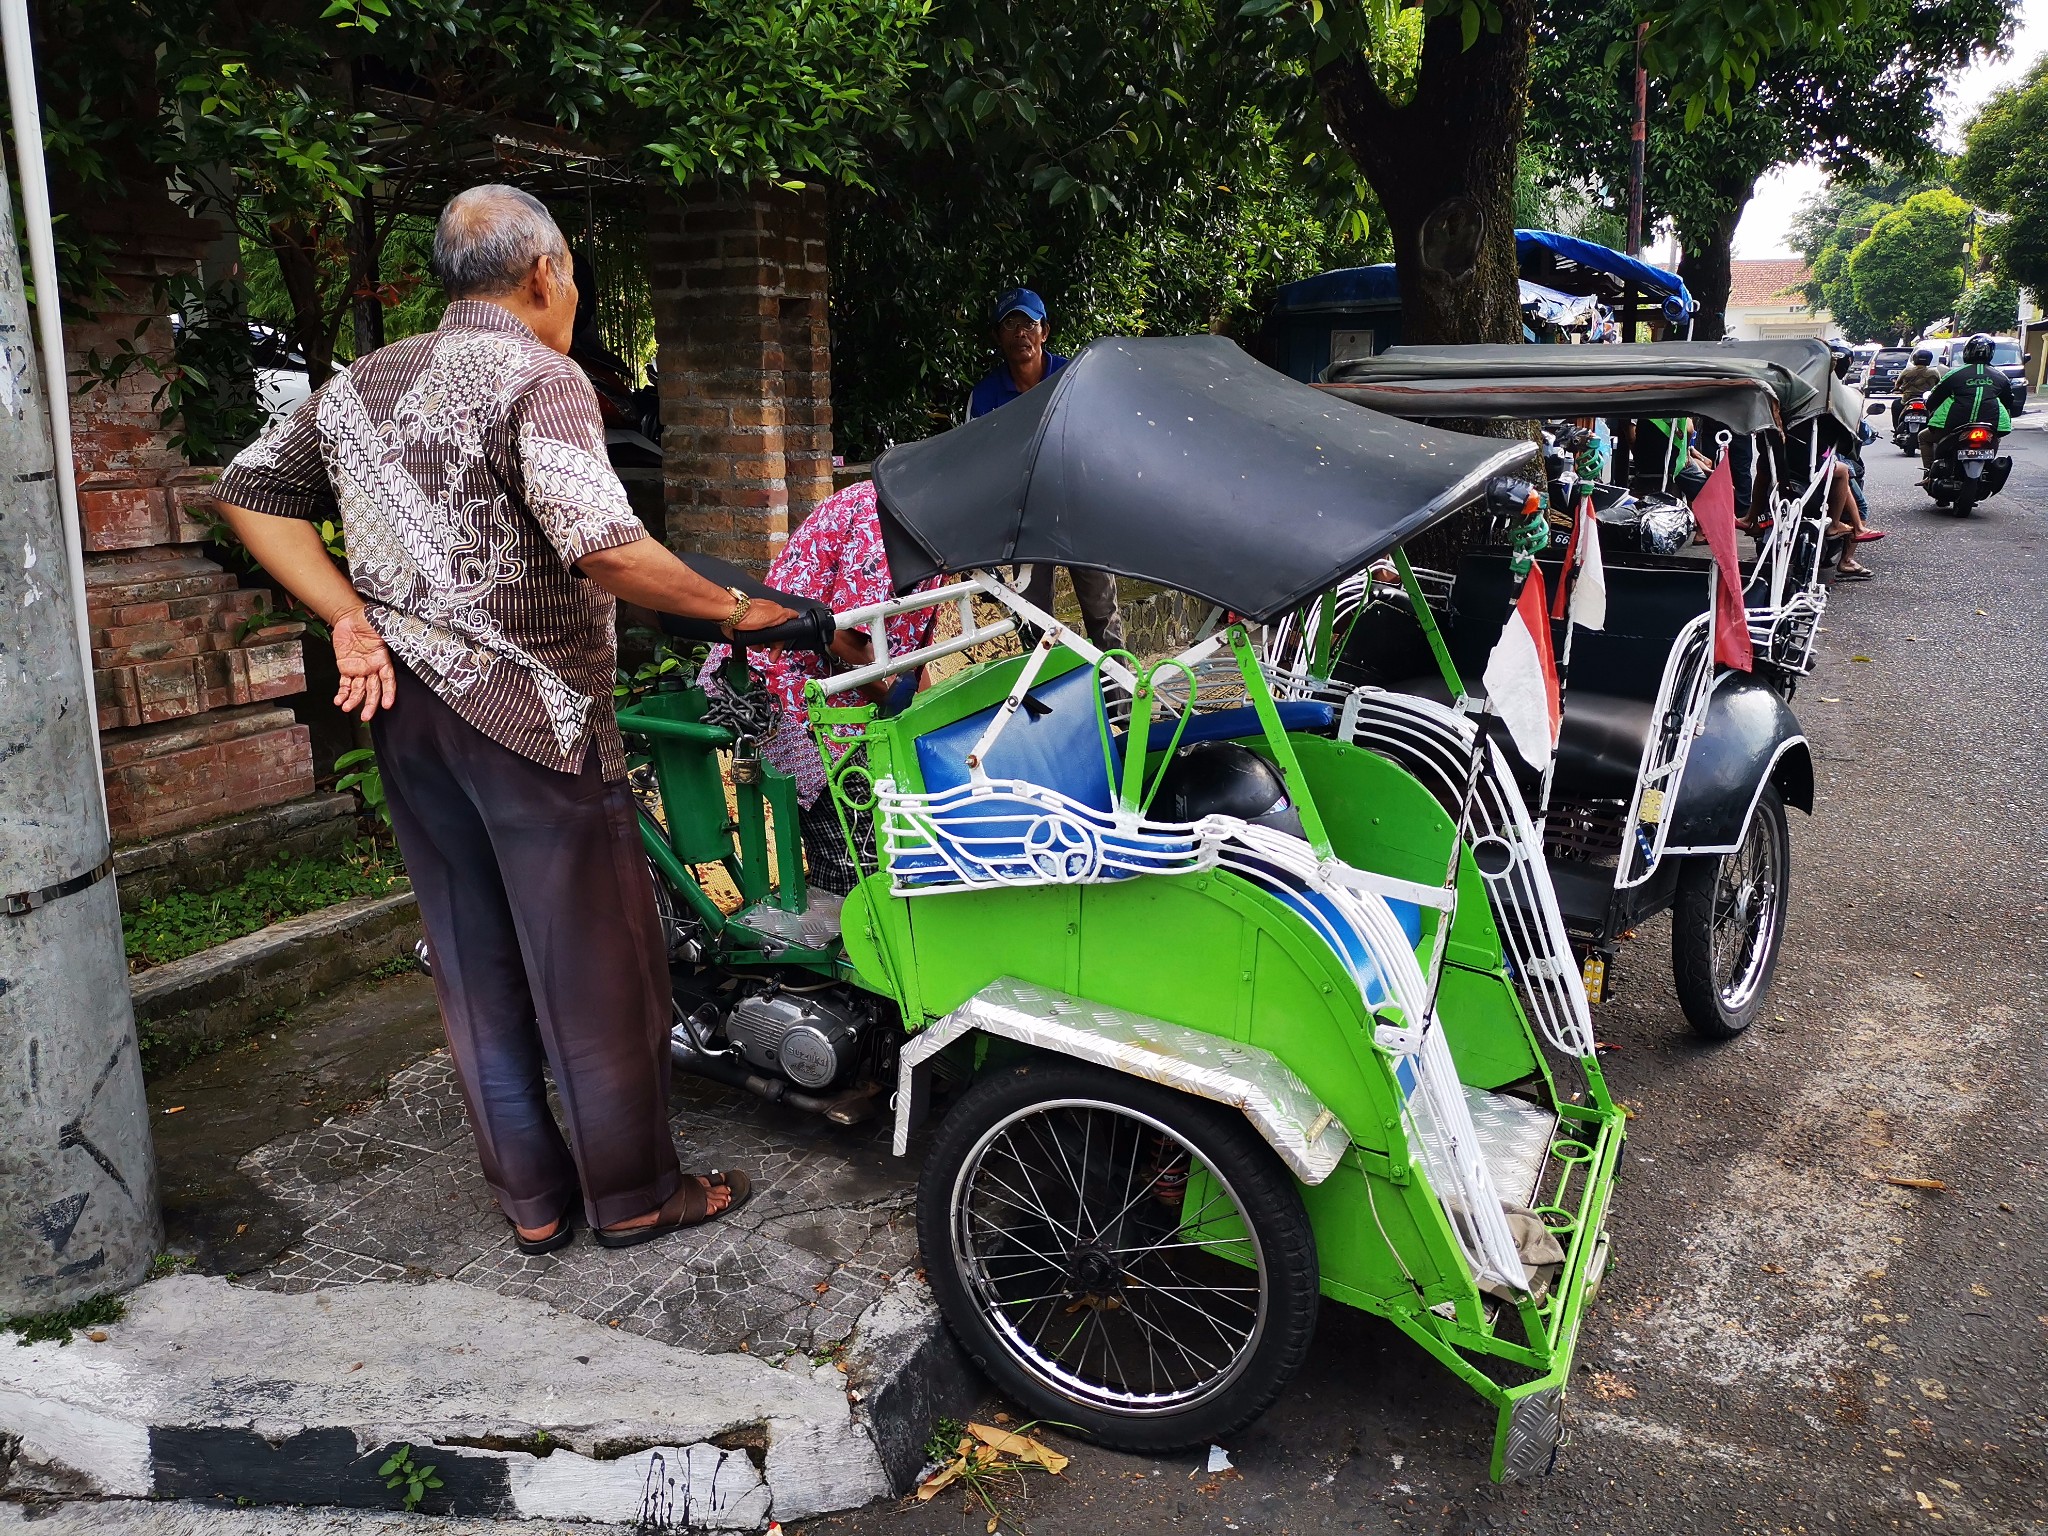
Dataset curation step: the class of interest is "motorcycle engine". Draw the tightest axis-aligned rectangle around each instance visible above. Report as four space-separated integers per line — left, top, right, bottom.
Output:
725 987 867 1090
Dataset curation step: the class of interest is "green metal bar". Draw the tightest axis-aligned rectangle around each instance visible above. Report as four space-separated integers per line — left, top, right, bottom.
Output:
1224 624 1331 857
616 713 736 749
1134 659 1198 816
637 814 727 934
733 769 771 906
1394 549 1465 702
1117 667 1156 814
762 766 805 913
1309 589 1337 681
1090 648 1142 809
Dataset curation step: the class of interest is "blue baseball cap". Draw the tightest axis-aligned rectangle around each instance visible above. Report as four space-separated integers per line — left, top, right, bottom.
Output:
993 287 1047 326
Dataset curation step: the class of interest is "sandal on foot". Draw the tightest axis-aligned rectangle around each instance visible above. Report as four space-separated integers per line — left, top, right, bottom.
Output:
1835 566 1875 582
1853 528 1886 542
508 1204 576 1257
596 1170 754 1250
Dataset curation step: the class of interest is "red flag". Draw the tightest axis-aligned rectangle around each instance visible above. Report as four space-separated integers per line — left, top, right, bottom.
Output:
1483 565 1561 768
1692 453 1754 672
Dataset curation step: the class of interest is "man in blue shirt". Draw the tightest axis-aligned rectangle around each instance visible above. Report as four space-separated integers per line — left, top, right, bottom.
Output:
968 288 1123 649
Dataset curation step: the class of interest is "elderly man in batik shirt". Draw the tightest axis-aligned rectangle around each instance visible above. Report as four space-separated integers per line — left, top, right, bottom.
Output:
215 185 798 1253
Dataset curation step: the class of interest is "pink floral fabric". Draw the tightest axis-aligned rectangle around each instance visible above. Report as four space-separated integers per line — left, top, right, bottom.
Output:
700 481 936 805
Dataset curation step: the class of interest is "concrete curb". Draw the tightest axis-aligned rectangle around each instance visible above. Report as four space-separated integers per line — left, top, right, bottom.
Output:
0 1274 897 1529
130 890 421 1074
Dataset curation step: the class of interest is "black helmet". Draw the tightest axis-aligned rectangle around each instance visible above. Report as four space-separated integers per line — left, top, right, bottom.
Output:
1911 348 1932 365
1152 741 1302 839
1963 333 1995 365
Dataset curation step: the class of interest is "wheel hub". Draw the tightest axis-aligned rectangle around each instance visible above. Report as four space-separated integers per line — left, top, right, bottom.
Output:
1066 1244 1120 1296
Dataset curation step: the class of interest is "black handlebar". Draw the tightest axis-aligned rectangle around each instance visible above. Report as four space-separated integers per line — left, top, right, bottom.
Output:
655 552 838 654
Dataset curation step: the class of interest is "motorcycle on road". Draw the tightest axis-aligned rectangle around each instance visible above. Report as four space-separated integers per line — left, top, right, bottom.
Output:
1926 421 2013 515
1893 396 1928 455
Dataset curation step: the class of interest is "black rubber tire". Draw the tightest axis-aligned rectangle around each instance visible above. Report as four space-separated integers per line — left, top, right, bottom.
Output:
917 1059 1319 1453
1671 785 1791 1040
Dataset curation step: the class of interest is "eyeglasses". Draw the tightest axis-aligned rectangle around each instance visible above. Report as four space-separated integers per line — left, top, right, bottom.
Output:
998 313 1045 335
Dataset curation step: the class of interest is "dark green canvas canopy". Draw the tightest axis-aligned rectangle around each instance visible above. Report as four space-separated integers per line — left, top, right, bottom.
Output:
1321 339 1864 445
873 336 1539 625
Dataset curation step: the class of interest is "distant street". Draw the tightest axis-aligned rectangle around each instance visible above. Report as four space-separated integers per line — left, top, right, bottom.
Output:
797 423 2048 1536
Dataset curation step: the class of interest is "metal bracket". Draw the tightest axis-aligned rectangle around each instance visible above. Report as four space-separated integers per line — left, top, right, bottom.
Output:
5 853 112 917
892 976 1353 1183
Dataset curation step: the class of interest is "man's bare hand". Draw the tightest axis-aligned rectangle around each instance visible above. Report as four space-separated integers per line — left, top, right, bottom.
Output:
729 598 801 635
332 606 397 722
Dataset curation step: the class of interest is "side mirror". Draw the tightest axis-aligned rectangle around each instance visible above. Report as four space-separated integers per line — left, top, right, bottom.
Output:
1866 400 1888 415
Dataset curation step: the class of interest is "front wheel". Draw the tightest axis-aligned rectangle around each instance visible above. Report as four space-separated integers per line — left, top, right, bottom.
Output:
1671 786 1791 1040
918 1060 1319 1452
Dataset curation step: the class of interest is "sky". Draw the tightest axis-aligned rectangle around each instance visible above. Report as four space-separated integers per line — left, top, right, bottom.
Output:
1730 0 2048 260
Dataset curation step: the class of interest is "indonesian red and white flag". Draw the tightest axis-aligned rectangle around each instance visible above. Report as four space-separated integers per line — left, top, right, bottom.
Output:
1483 564 1561 768
1693 452 1755 672
1550 493 1607 632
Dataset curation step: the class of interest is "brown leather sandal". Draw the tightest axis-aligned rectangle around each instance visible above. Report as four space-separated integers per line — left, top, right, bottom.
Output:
595 1169 753 1250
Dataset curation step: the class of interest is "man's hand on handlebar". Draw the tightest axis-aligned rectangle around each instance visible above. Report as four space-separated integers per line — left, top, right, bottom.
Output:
730 598 801 636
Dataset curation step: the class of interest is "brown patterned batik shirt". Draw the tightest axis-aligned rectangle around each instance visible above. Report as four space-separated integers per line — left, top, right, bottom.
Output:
217 300 648 778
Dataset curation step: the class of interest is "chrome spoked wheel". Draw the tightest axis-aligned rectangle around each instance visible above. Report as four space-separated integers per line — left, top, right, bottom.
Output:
1673 786 1791 1040
1709 807 1783 1012
952 1097 1268 1417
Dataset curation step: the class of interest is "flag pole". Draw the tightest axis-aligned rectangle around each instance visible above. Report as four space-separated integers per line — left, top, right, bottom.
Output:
1533 471 1584 833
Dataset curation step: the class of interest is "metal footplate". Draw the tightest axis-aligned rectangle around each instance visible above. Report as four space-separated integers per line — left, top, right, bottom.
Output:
733 888 844 955
1499 1386 1567 1481
892 976 1353 1182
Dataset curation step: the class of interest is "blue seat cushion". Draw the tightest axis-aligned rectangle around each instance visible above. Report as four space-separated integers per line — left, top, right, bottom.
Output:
1141 700 1336 754
915 664 1118 811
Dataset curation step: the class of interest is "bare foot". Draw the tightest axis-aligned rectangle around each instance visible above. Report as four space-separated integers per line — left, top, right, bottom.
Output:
607 1175 732 1231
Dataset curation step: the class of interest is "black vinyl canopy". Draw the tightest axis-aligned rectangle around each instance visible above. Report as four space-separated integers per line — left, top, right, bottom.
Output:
1322 338 1865 446
872 336 1538 625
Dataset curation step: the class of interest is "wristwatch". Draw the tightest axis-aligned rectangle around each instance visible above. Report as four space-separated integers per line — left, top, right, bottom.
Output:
723 586 753 631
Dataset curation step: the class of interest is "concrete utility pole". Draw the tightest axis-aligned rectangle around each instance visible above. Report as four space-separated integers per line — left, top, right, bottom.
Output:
0 7 161 1314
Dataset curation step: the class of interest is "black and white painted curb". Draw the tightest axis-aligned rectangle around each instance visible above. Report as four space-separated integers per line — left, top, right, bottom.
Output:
0 1273 973 1528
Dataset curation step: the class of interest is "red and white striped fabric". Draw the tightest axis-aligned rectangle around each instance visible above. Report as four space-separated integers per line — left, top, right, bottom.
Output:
1483 564 1561 769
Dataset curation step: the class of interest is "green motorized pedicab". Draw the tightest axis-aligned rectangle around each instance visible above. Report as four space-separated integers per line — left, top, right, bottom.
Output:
618 337 1627 1480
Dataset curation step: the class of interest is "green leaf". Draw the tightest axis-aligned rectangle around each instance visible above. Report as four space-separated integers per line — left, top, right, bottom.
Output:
1459 2 1480 51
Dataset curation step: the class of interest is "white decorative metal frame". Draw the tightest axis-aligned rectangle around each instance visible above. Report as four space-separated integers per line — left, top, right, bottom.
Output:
1614 608 1715 889
1335 688 1599 1062
1744 447 1833 677
878 777 1228 893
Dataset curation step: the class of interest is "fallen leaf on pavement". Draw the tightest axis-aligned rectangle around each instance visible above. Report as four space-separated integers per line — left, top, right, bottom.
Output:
1851 654 1872 662
1884 1176 1947 1192
915 1461 962 1501
970 1422 1069 1474
1762 1262 1785 1274
86 1330 108 1342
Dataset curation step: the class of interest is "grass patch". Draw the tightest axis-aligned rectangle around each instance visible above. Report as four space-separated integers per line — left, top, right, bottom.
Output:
4 1293 125 1346
124 842 405 972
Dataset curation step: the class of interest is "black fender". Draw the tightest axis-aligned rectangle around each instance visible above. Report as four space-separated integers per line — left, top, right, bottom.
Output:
1663 676 1814 855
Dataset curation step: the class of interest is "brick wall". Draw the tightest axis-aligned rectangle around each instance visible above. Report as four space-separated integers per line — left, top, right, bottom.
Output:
63 183 314 844
646 188 834 569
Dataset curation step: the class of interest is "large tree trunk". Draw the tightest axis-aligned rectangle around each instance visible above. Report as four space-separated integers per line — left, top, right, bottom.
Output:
1674 183 1754 342
1314 0 1535 346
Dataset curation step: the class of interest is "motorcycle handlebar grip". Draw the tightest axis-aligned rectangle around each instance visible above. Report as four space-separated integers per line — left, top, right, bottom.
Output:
656 552 837 653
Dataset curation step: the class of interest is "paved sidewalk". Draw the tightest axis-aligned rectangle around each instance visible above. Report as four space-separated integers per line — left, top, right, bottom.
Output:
2 1010 976 1527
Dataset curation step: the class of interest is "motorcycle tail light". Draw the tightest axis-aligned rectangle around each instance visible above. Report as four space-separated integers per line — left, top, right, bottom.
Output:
1965 425 1993 445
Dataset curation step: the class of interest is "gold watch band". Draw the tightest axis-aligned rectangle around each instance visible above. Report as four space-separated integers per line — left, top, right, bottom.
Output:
724 586 752 629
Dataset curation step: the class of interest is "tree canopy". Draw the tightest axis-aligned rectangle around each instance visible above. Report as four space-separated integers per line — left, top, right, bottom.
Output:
1529 0 2010 337
1955 55 2048 297
1846 188 1972 341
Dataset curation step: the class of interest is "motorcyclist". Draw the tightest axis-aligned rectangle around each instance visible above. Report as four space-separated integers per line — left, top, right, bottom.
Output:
1921 334 2017 477
1891 348 1941 430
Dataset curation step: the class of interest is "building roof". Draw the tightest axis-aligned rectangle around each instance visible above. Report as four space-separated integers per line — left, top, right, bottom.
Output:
1728 259 1812 308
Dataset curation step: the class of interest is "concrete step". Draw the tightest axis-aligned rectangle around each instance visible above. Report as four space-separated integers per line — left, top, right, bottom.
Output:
0 1270 965 1529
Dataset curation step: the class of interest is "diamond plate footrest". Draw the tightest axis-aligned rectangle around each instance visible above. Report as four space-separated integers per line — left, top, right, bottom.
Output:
893 976 1352 1183
1498 1385 1566 1481
733 888 844 953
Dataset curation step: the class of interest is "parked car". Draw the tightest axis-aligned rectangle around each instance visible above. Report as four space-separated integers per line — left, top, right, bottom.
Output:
1860 347 1912 396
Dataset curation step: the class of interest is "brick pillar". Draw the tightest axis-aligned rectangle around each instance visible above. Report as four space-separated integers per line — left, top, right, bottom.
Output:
63 182 315 844
646 187 834 570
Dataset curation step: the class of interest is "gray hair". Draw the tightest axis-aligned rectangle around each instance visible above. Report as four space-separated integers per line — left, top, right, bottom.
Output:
432 185 571 299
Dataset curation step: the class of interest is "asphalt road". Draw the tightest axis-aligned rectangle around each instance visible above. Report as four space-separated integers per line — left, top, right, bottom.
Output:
798 426 2048 1536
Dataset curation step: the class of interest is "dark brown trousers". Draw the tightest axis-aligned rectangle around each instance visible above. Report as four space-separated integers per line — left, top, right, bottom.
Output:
372 665 681 1230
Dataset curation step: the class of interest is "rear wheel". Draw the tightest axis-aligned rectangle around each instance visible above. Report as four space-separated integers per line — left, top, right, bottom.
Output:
918 1060 1319 1452
1672 786 1790 1040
